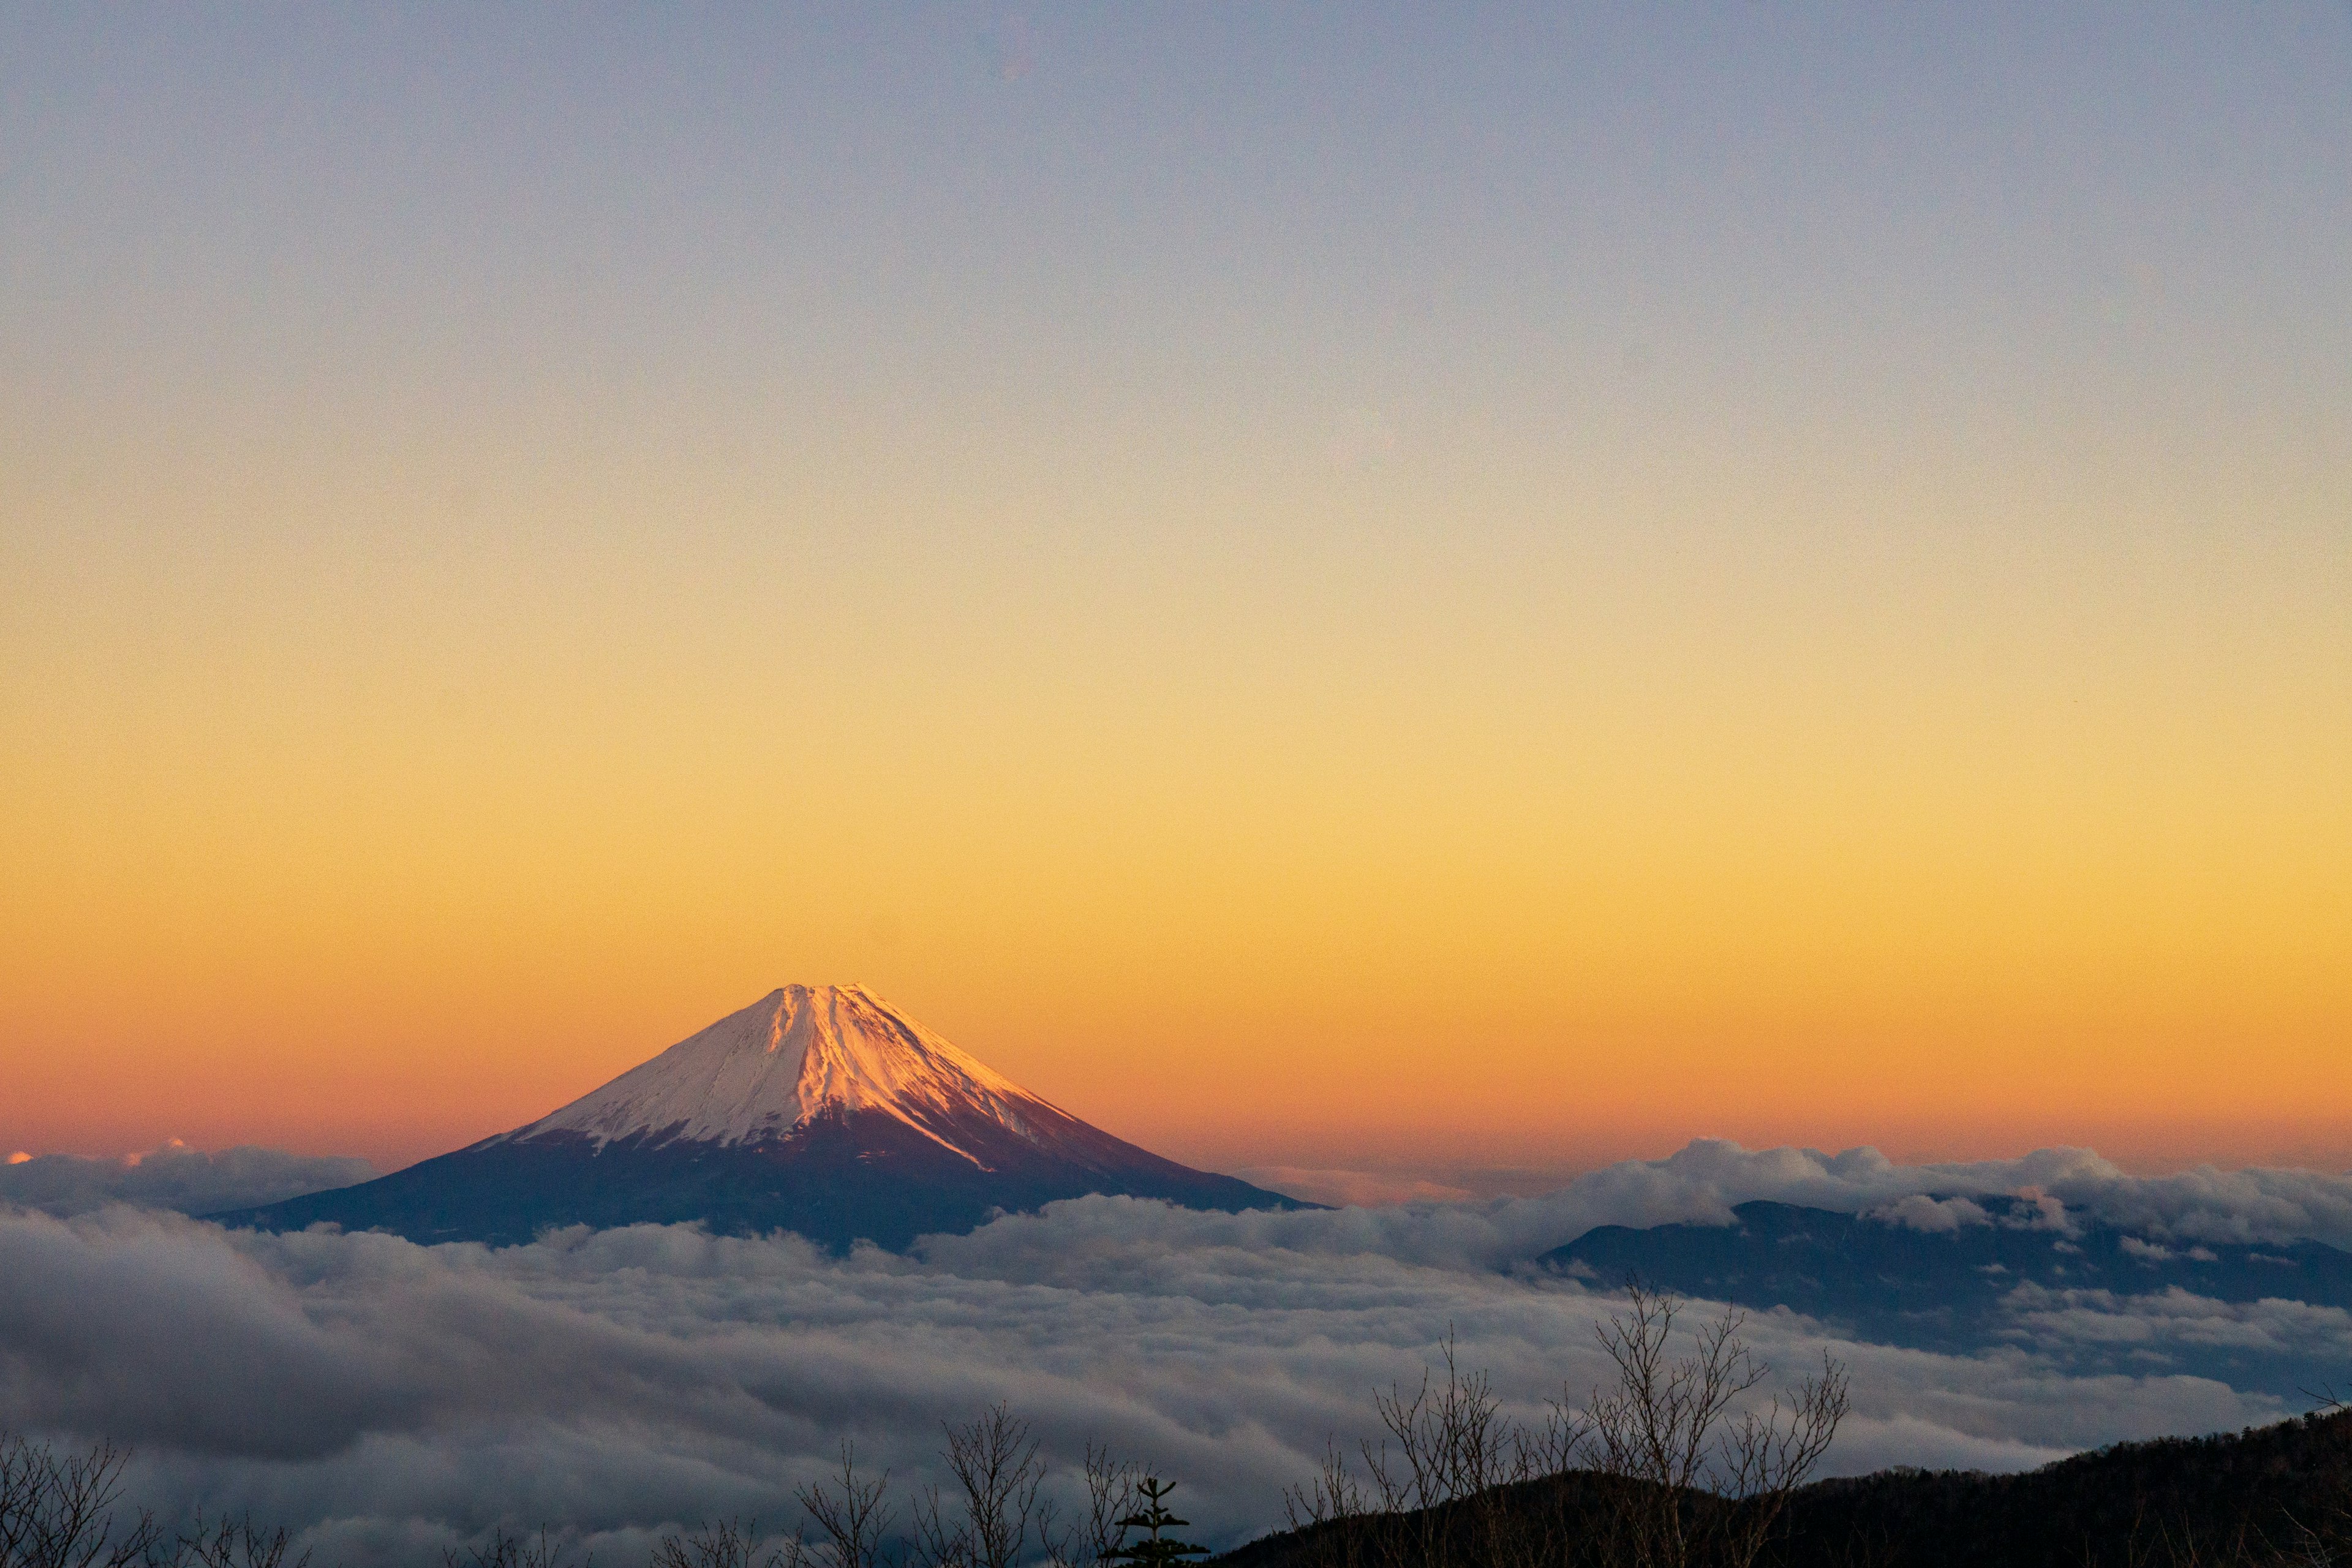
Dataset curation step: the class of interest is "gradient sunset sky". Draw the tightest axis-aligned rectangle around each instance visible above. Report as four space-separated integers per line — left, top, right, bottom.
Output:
4 5 2346 1179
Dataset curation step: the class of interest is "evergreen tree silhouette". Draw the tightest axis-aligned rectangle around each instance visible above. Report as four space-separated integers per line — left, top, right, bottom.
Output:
1102 1477 1208 1566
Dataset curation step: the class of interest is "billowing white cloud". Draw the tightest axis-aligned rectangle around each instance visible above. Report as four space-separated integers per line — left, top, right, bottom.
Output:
1868 1196 1993 1234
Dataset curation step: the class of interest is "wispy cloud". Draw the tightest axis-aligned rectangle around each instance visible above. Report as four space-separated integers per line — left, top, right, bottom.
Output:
1229 1167 1475 1207
2001 1283 2352 1359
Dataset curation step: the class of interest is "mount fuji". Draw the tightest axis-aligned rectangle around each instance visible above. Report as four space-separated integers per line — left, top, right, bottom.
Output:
217 985 1304 1250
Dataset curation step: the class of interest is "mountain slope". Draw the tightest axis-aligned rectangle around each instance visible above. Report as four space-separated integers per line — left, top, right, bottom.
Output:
215 986 1302 1250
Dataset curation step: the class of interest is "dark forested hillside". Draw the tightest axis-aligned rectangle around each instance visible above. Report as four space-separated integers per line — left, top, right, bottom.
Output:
1776 1406 2352 1567
1218 1407 2352 1568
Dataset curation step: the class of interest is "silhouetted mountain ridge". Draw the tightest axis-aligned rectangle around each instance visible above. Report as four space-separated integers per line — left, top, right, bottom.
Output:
1218 1406 2352 1568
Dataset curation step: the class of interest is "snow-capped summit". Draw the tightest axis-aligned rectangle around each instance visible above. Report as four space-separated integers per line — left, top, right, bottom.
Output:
217 986 1304 1249
508 985 1048 1163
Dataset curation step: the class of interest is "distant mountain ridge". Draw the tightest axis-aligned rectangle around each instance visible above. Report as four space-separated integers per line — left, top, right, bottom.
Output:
1544 1196 2352 1394
216 986 1304 1250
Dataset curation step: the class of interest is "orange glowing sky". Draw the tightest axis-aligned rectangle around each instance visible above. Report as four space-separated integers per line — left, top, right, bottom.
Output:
3 8 2347 1181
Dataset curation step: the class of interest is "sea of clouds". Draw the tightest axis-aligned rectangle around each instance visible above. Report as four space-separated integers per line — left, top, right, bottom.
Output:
0 1140 378 1218
4 1140 2351 1565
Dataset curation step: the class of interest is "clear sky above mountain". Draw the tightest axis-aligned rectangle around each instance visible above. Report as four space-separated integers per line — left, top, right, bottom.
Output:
2 4 2346 1172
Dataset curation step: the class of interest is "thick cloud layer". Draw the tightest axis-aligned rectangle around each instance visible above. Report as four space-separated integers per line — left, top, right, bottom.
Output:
3 1140 2346 1565
0 1142 375 1218
8 1134 2351 1568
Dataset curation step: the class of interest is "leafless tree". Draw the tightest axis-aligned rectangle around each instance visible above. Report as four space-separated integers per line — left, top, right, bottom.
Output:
1362 1334 1547 1568
650 1518 809 1568
912 1406 1050 1568
442 1526 588 1568
1281 1442 1371 1568
1285 1333 1574 1568
1282 1289 1847 1568
1365 1335 1524 1515
1576 1281 1847 1568
799 1446 896 1568
2097 1507 2296 1568
1040 1440 1138 1568
164 1513 306 1568
0 1434 159 1568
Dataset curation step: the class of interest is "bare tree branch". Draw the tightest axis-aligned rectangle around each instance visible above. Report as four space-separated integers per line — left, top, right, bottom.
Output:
798 1444 895 1568
650 1518 808 1568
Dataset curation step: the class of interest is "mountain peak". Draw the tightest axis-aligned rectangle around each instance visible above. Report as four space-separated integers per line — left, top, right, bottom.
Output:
507 985 1047 1162
219 984 1307 1250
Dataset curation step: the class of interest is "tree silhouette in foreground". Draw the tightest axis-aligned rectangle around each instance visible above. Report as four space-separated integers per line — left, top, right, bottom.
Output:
1277 1290 1849 1568
1106 1479 1208 1567
1581 1281 1849 1568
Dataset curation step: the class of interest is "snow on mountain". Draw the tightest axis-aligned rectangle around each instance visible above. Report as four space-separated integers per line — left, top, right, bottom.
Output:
214 984 1306 1250
506 985 1049 1164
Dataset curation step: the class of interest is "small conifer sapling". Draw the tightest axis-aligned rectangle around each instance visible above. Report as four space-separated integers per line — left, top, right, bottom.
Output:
1102 1477 1208 1567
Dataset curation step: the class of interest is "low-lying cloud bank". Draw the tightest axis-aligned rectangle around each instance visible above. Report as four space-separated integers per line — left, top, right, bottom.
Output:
1492 1139 2352 1257
7 1136 2351 1567
0 1141 375 1218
